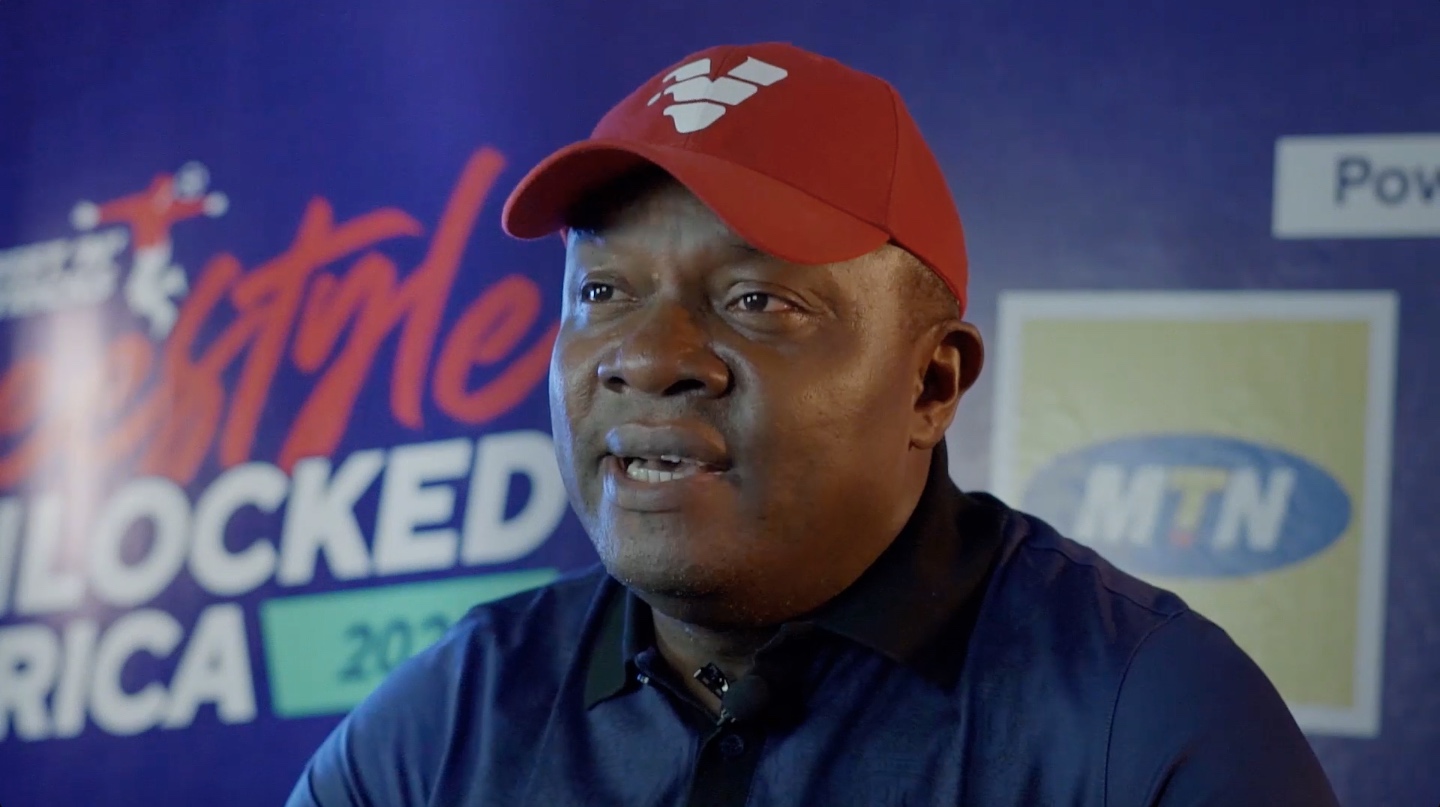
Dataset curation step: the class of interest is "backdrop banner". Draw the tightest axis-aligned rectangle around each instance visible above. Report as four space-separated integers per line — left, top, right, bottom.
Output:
1 2 1436 805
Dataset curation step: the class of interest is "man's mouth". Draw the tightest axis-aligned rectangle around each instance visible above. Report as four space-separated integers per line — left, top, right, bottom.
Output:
618 455 724 483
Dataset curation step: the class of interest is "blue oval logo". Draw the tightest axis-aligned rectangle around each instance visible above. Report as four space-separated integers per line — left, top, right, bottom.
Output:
1021 434 1351 578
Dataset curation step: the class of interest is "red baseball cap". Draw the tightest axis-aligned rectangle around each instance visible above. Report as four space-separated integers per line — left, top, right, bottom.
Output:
501 42 969 315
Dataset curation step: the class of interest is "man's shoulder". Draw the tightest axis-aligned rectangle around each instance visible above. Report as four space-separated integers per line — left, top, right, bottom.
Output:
961 500 1338 805
981 497 1191 636
285 565 610 806
452 563 613 651
983 506 1236 692
379 563 610 708
964 497 1206 699
343 560 609 719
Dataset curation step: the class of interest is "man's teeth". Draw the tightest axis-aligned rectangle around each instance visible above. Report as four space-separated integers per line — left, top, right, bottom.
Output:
623 456 711 483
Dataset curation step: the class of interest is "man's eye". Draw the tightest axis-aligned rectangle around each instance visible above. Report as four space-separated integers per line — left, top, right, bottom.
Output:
732 292 794 313
579 282 616 303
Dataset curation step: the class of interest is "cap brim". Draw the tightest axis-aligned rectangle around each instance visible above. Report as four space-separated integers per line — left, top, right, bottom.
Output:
501 138 889 266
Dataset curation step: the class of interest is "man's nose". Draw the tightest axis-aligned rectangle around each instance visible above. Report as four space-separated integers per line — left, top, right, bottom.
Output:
597 302 730 398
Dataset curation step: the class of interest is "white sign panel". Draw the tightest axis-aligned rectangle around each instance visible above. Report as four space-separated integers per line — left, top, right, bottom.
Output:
1273 134 1440 238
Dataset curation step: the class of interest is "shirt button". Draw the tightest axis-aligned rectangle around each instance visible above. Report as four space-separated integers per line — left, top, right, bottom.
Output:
718 733 746 758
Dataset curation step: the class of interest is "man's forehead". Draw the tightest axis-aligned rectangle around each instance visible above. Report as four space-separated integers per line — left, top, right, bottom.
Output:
566 178 759 258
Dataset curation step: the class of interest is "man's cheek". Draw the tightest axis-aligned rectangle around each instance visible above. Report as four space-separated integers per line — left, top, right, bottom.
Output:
550 343 599 416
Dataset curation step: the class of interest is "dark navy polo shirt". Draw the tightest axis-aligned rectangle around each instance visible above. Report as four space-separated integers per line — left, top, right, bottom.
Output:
286 445 1339 806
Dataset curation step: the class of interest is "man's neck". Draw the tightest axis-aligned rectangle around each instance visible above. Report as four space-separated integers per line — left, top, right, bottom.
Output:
650 608 778 714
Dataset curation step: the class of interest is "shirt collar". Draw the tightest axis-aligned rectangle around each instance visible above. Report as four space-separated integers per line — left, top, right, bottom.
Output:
583 440 1009 708
582 574 652 707
806 440 1009 686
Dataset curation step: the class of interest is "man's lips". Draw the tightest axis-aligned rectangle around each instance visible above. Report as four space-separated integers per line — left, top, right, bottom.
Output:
603 422 732 483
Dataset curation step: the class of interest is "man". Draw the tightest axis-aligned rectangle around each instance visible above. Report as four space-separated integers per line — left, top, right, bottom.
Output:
287 42 1340 806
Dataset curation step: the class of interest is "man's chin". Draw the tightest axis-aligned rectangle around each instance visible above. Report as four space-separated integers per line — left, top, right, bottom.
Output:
617 569 811 635
606 557 730 601
600 551 752 614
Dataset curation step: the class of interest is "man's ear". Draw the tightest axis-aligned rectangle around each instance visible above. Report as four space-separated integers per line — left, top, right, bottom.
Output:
911 322 984 450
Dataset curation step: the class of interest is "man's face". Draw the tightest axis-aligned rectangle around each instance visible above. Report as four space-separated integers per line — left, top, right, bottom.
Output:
551 179 939 627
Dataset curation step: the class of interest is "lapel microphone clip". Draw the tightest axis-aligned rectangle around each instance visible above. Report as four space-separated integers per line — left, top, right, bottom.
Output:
696 663 774 726
694 663 731 700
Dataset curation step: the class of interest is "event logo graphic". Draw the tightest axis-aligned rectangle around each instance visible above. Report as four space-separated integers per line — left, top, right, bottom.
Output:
1022 434 1351 578
647 56 788 133
0 147 568 743
0 163 227 336
72 162 230 338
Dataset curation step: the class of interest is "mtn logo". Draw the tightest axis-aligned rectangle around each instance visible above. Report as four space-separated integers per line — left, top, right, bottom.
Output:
1022 434 1351 578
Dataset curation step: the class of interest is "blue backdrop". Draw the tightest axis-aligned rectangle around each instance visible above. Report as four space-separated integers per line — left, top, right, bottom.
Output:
1 2 1436 805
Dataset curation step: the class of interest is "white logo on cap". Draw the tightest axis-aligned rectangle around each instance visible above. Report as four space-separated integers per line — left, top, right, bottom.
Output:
647 56 788 134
